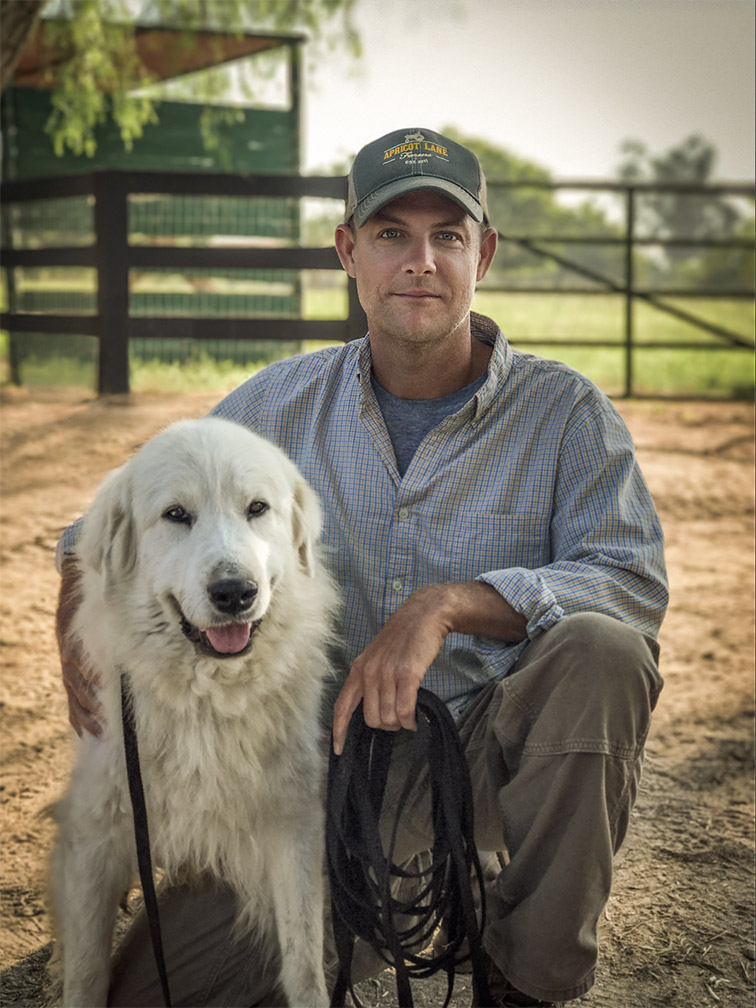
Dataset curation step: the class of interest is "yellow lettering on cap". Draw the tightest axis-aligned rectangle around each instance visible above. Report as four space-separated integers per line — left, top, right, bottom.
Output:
384 142 422 159
424 143 448 156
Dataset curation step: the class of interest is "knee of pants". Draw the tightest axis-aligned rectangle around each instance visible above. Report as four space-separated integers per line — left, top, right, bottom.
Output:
506 613 663 755
540 612 661 700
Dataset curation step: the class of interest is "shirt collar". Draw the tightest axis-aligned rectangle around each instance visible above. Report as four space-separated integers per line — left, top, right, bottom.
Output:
356 337 374 400
470 312 510 419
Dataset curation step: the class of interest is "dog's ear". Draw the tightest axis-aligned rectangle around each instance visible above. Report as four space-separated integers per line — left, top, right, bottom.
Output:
77 466 138 588
291 477 322 577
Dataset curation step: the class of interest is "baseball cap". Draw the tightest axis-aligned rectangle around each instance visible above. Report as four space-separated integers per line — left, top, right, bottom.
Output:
345 128 489 227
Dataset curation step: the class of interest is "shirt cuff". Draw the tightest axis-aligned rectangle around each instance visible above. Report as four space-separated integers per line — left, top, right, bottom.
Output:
55 517 84 574
476 567 565 639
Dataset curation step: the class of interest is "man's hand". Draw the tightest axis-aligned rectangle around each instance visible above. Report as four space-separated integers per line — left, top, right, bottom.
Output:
332 582 527 755
57 560 104 738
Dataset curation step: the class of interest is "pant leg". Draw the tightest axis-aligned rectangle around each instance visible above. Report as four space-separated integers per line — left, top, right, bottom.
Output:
108 879 286 1008
457 612 663 1004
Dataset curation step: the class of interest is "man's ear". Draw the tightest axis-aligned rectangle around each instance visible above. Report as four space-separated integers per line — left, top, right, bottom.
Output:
334 223 358 279
476 226 498 282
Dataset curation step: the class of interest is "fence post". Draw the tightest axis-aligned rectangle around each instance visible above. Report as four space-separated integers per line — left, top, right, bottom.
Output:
93 171 130 394
623 186 636 398
5 268 22 385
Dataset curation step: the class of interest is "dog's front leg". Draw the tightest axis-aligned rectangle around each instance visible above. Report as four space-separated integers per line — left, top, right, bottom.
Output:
50 792 133 1007
268 815 329 1007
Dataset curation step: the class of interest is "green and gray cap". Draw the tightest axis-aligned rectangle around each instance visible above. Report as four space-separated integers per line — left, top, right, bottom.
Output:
345 127 489 227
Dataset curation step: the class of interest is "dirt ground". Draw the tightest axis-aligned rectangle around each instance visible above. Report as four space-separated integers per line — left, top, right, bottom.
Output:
0 386 753 1008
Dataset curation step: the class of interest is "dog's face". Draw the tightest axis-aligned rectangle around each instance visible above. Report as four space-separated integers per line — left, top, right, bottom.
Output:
77 418 322 662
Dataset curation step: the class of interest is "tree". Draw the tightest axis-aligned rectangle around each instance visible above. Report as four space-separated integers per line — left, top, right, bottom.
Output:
681 214 755 291
616 133 742 262
443 127 621 285
0 0 360 158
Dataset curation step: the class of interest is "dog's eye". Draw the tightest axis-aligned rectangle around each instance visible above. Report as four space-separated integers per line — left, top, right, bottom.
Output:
163 505 192 526
248 500 269 518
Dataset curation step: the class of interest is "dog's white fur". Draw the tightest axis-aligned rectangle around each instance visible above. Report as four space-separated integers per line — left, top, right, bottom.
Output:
49 417 339 1007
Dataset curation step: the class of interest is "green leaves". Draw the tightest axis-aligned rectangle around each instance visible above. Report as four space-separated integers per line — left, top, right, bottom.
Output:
38 0 359 158
43 0 156 156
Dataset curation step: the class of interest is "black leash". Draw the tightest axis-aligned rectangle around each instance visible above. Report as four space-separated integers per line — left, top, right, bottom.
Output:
120 673 173 1008
327 687 493 1008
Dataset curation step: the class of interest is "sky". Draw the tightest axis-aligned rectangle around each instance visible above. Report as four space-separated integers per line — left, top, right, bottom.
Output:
299 0 755 181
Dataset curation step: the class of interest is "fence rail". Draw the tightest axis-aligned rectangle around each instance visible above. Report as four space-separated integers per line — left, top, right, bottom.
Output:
1 169 754 396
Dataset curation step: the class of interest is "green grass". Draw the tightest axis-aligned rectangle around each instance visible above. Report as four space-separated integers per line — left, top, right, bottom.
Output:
471 291 754 397
130 355 264 395
2 288 753 399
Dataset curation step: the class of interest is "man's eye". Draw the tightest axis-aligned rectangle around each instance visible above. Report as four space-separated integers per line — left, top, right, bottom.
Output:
379 228 401 239
437 231 460 242
163 505 192 525
248 500 269 518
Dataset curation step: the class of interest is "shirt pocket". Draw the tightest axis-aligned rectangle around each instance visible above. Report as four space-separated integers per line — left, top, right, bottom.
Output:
428 512 551 582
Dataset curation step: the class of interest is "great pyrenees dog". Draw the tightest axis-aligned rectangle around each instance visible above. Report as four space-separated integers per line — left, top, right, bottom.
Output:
49 417 339 1007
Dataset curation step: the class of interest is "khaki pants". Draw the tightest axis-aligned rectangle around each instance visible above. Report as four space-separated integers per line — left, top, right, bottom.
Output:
109 613 663 1006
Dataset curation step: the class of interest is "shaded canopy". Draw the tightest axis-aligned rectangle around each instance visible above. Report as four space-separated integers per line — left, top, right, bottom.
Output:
11 19 303 89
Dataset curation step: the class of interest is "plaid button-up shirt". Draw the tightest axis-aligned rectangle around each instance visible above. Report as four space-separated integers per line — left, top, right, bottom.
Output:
210 313 668 715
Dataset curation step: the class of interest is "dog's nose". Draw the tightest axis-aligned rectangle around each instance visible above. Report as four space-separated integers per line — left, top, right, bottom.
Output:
208 578 258 616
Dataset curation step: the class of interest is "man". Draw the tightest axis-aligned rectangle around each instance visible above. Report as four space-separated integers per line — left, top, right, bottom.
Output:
58 127 667 1007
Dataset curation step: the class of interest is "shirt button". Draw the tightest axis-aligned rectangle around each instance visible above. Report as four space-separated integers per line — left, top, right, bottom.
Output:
398 507 409 520
391 579 403 593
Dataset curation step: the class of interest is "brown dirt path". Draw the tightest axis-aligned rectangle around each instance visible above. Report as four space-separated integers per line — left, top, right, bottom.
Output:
0 387 753 1007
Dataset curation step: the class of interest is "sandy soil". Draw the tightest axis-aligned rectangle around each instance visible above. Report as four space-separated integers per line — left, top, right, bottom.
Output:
0 387 753 1008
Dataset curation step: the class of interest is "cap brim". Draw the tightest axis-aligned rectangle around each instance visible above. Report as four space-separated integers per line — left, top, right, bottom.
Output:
353 176 484 227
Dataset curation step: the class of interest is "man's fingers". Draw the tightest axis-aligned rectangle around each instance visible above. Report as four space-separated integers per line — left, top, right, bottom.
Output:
332 683 362 756
66 692 83 738
65 686 102 739
371 679 398 730
333 666 422 757
57 563 104 739
395 680 419 732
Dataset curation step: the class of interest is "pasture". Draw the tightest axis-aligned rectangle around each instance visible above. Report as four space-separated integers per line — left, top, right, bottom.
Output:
2 287 754 399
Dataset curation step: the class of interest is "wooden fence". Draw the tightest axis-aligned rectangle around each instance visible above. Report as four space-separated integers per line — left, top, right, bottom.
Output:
1 169 753 395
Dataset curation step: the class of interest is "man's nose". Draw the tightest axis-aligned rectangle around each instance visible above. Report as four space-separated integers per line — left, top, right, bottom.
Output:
402 237 436 274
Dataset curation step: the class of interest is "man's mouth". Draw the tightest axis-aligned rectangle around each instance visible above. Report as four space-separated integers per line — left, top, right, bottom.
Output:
171 599 261 658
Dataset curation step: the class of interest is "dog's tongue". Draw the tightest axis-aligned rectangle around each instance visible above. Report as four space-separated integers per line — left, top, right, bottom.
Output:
205 622 252 654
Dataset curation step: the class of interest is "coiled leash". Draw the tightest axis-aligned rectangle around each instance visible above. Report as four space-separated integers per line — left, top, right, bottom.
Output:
327 687 493 1008
121 673 173 1008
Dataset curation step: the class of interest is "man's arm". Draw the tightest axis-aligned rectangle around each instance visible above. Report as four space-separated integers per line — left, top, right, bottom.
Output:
57 559 103 738
331 581 527 755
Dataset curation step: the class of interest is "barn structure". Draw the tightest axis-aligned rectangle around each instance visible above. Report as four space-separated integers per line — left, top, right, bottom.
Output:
1 14 309 382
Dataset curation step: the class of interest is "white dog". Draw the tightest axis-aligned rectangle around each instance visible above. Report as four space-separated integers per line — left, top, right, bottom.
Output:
49 417 339 1007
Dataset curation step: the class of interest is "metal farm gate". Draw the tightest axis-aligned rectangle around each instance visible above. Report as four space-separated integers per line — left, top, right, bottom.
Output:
1 170 753 397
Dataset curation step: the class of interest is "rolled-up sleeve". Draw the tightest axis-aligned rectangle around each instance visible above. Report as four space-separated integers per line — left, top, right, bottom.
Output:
476 398 668 646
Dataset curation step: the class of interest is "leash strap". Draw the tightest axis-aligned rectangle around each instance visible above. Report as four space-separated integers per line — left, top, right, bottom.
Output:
120 674 173 1008
327 688 493 1008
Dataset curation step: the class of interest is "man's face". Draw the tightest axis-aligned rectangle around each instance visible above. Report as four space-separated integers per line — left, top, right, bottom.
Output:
335 190 497 352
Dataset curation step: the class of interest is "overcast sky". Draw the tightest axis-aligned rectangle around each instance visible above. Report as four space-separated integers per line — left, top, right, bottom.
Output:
301 0 755 180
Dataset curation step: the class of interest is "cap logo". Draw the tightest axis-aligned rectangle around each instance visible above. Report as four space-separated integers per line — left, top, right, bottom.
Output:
382 131 449 166
346 128 487 226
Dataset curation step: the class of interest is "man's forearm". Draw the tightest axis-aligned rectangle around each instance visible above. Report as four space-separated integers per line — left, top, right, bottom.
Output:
57 558 82 646
331 581 527 753
57 558 104 737
411 580 528 645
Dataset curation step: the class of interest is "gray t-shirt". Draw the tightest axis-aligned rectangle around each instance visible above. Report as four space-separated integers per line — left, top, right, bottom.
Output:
372 372 487 476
